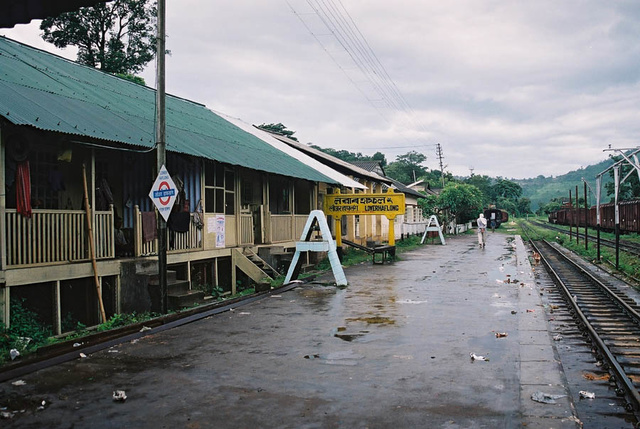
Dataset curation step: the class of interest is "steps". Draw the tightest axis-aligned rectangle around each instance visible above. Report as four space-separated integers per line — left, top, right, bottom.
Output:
243 248 280 279
148 270 204 311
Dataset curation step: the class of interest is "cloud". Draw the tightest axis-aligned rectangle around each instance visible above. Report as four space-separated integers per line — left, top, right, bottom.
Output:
2 1 639 179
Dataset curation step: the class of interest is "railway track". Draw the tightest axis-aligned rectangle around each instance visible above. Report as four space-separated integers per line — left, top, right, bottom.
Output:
527 234 640 424
531 220 640 257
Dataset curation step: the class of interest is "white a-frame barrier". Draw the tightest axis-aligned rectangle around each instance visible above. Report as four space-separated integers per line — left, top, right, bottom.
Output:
421 215 446 245
284 210 347 286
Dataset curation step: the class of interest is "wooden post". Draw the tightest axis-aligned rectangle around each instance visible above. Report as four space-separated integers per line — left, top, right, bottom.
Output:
82 164 107 323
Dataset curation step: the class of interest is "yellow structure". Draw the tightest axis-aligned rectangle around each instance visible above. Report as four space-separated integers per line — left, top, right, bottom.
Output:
324 188 405 246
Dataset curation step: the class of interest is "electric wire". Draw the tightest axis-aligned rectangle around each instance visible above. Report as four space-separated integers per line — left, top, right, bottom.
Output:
287 0 440 158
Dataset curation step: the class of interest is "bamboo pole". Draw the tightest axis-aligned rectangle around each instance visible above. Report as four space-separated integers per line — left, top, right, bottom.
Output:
82 164 106 323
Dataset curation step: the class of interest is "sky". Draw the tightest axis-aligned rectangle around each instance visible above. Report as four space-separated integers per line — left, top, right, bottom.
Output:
1 1 639 180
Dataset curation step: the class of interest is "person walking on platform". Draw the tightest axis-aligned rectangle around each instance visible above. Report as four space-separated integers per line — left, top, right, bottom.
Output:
477 213 487 248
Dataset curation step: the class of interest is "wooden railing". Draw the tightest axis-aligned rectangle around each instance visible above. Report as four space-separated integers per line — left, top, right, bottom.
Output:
5 208 114 267
240 213 254 245
169 215 202 252
294 215 307 240
270 214 309 243
133 206 203 256
271 215 293 242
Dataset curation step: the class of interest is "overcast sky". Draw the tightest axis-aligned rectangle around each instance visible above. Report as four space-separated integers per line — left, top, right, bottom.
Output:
2 1 638 179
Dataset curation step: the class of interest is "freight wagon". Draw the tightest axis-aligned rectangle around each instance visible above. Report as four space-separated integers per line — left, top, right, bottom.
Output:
548 200 640 233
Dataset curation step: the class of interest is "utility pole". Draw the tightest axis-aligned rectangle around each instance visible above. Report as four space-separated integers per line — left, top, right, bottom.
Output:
156 0 168 313
436 143 445 188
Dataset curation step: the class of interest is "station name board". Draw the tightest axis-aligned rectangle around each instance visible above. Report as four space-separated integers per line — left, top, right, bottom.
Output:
324 192 405 218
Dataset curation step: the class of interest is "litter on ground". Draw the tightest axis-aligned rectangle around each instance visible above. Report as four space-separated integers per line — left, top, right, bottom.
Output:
579 390 595 399
531 391 566 404
113 390 127 402
470 352 489 362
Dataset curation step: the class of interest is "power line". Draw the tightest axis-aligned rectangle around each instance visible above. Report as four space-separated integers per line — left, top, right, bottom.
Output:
287 0 438 159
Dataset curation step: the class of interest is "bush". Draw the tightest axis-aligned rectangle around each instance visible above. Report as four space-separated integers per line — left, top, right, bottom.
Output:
1 298 53 364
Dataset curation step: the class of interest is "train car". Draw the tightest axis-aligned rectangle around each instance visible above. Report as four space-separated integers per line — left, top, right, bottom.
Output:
548 199 640 234
484 208 508 229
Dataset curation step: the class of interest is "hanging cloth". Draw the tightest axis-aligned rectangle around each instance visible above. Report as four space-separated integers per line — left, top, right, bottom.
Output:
142 211 157 243
16 160 32 218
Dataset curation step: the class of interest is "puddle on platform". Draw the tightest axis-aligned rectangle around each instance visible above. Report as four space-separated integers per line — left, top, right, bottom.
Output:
396 299 428 304
334 333 366 342
303 350 364 366
345 316 395 325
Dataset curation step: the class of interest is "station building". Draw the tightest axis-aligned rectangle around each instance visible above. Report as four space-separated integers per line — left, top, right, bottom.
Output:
0 36 427 333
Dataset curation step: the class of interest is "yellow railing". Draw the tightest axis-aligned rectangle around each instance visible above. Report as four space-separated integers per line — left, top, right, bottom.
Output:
5 208 114 267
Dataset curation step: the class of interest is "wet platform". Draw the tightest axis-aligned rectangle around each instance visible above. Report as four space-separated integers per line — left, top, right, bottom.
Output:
0 232 579 428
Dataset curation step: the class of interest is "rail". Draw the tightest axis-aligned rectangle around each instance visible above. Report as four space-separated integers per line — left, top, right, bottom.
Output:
531 238 640 417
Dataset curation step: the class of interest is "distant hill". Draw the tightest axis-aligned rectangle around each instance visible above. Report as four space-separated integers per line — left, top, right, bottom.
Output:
515 158 615 211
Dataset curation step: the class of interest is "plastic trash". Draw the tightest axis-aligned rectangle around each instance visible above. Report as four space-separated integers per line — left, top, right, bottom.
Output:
553 335 563 341
11 380 26 386
113 390 127 402
531 391 566 404
79 353 87 358
579 391 595 399
139 326 152 332
470 352 489 362
495 332 508 338
1 411 14 419
9 349 20 360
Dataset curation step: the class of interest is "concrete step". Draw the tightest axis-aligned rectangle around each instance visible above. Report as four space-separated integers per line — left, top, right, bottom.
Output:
167 280 191 295
168 290 205 310
148 270 178 286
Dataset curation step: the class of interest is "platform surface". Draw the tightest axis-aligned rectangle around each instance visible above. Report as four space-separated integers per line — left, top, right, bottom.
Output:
0 233 578 428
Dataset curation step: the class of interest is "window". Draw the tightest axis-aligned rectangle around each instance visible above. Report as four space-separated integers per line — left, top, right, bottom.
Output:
294 180 312 214
204 161 234 215
269 176 291 214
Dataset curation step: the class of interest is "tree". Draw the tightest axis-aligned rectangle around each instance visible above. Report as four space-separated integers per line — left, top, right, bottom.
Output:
515 197 532 217
385 151 428 184
436 183 484 224
116 73 146 85
464 175 494 204
492 179 522 200
257 123 298 141
40 0 157 75
372 152 387 167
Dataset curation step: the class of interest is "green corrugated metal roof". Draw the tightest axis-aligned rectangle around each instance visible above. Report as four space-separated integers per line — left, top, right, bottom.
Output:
0 36 336 184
